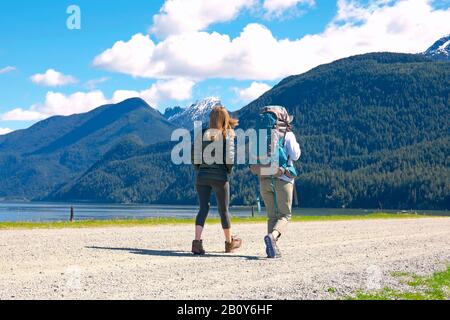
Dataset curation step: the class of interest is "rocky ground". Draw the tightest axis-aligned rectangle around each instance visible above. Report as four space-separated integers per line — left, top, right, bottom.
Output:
1 217 449 300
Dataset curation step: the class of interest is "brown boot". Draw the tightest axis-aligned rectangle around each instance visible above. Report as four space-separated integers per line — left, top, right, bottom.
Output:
225 236 242 253
192 240 205 255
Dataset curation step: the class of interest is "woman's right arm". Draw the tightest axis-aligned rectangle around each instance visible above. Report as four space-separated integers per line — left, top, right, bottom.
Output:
285 132 301 161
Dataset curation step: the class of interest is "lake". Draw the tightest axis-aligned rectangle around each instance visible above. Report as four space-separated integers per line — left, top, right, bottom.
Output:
0 202 448 222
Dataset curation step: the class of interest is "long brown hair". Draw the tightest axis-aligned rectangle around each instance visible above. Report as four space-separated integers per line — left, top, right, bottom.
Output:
208 106 238 140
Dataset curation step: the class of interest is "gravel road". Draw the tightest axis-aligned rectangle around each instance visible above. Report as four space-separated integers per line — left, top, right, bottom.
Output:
1 218 449 300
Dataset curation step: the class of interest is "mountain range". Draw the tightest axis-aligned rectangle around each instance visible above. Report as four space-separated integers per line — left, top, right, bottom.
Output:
0 98 175 199
49 52 449 209
0 37 449 209
163 97 222 129
423 34 450 61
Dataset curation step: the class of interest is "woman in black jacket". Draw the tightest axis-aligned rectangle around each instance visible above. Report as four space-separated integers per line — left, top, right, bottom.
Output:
191 106 242 255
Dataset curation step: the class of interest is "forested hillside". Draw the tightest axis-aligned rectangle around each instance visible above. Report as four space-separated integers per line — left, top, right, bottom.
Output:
49 53 450 209
0 98 175 199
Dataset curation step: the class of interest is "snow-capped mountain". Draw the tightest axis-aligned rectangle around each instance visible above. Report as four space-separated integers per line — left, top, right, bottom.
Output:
423 34 450 61
164 97 222 129
162 106 184 119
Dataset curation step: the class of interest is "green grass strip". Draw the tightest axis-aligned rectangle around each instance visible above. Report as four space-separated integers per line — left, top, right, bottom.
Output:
0 213 439 230
348 265 450 300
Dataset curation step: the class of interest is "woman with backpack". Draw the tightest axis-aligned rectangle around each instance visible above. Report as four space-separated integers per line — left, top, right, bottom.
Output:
251 106 301 259
191 106 242 255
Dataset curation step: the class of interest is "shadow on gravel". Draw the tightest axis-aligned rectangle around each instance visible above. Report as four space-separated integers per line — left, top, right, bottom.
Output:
87 246 262 260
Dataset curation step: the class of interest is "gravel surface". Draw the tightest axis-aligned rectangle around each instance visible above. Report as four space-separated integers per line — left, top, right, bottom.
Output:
1 218 449 300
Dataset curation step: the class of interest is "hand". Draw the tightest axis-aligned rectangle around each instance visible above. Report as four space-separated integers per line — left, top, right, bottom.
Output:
274 167 285 178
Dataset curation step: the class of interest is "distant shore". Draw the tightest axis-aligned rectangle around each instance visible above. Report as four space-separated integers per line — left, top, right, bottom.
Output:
0 213 438 230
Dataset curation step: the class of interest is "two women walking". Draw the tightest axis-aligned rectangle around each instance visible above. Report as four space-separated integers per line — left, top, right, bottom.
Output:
191 105 301 258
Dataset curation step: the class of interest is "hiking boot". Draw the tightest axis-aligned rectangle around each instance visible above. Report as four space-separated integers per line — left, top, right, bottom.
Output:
192 240 205 255
225 236 242 253
273 240 282 258
264 234 281 258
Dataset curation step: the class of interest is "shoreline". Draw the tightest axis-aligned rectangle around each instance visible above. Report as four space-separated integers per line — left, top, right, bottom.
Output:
0 213 442 230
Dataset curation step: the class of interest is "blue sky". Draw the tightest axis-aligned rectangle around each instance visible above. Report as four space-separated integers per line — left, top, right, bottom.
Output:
0 0 449 133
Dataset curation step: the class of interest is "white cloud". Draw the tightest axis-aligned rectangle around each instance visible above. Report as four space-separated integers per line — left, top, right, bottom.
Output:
93 34 159 78
93 0 450 81
111 90 141 104
263 0 315 16
1 91 109 121
0 66 16 74
0 128 13 135
112 78 195 107
1 78 194 121
84 77 110 90
141 78 195 106
150 0 255 39
236 82 272 102
95 25 302 80
30 69 78 87
1 109 45 121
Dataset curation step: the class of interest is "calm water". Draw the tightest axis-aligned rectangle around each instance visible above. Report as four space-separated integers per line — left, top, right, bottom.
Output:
0 202 448 222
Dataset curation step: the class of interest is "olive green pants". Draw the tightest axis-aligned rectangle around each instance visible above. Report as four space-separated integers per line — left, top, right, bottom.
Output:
260 177 294 237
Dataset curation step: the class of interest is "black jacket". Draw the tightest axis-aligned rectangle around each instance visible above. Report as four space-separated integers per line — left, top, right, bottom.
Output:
192 130 235 182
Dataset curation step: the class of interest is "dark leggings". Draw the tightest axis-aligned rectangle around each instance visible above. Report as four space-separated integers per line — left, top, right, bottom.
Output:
195 178 231 229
